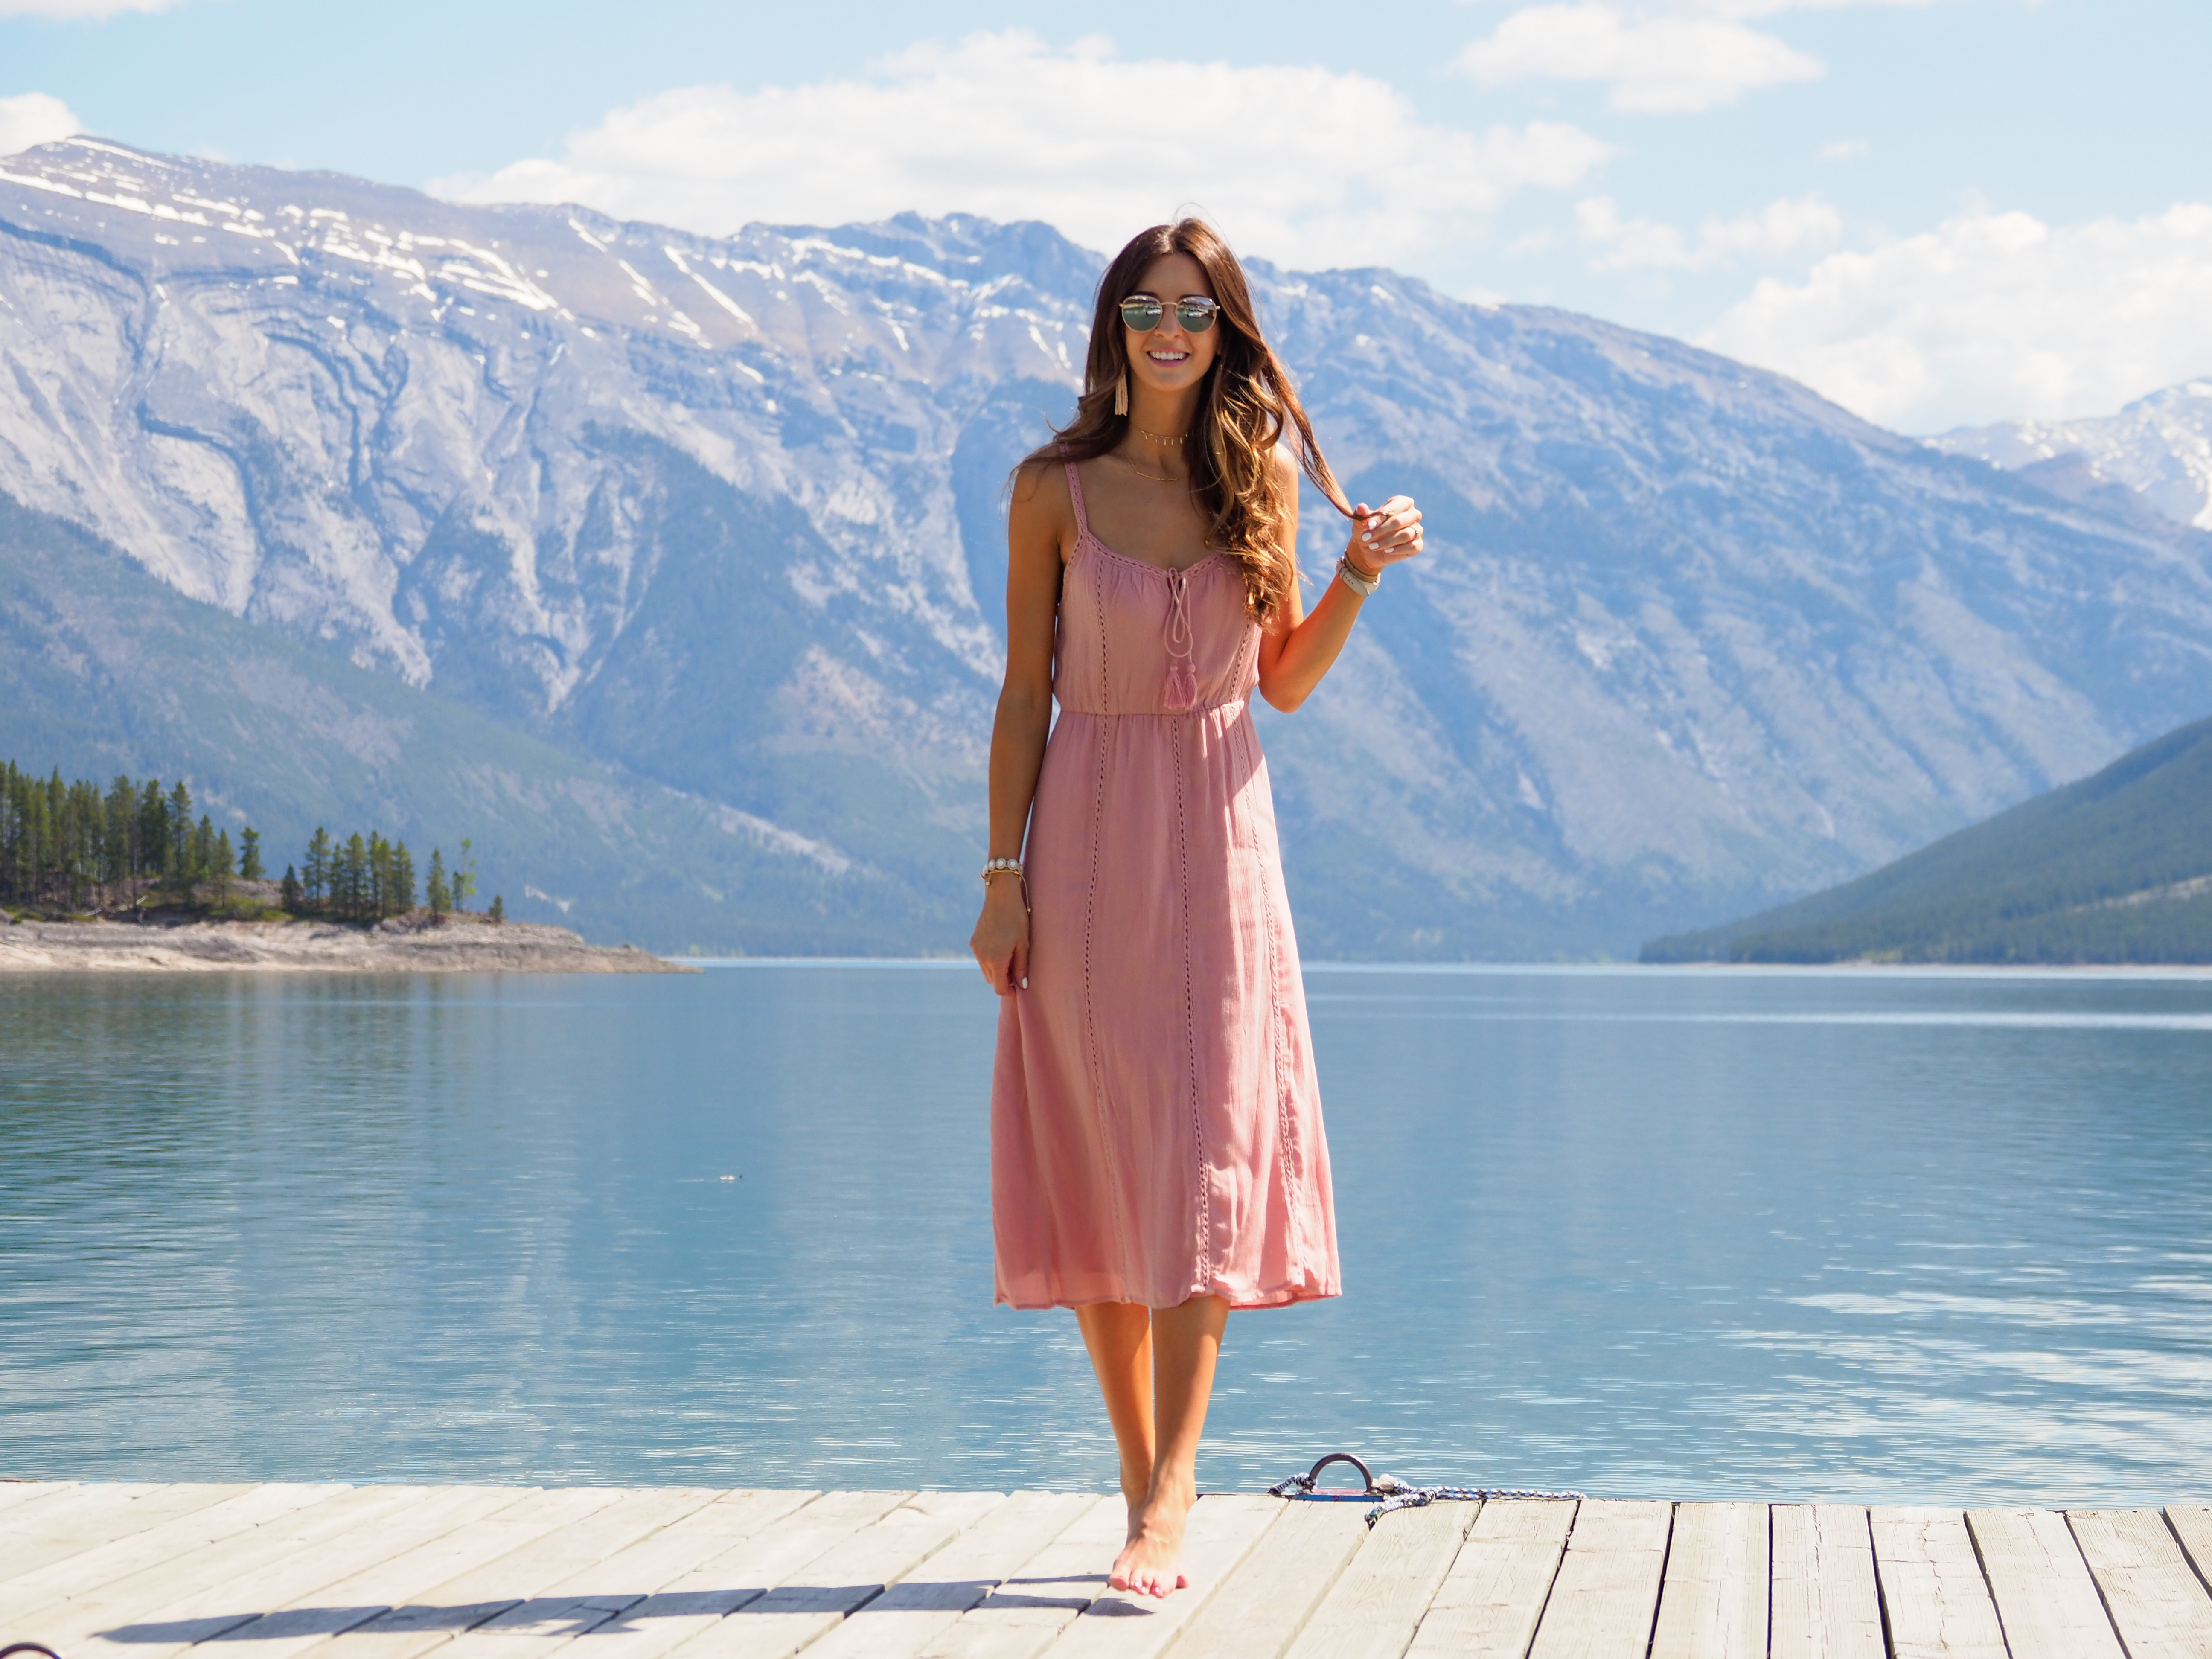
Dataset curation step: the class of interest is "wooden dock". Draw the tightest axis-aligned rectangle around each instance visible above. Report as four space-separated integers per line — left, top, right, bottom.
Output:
5 1481 2211 1658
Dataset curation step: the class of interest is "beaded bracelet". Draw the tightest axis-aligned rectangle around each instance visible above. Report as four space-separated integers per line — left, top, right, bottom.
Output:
981 857 1024 882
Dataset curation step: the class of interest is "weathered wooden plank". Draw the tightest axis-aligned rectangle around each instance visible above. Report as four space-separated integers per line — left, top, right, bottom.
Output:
0 1481 253 1588
1047 1495 1284 1659
1771 1505 1881 1659
71 1487 537 1659
1279 1502 1478 1659
253 1489 653 1659
1652 1503 1767 1659
306 1488 726 1659
0 1480 79 1518
1160 1500 1371 1659
105 1487 592 1659
1527 1499 1672 1659
1967 1506 2125 1659
530 1490 909 1659
1868 1507 2007 1659
658 1489 1008 1659
198 1487 716 1659
911 1492 1125 1659
527 1490 815 1606
9 1486 438 1647
2 1482 351 1620
413 1595 651 1659
0 1481 160 1535
802 1491 1103 1659
2164 1508 2212 1597
2069 1508 2212 1659
1406 1497 1576 1659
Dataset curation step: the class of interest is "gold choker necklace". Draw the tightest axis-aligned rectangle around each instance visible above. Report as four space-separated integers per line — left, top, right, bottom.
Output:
1131 422 1187 446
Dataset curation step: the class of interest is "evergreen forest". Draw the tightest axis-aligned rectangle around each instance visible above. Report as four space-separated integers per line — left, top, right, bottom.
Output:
0 760 487 926
1642 712 2212 964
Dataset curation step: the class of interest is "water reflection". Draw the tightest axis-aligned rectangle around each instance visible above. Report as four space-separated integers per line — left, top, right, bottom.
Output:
1 964 2207 1502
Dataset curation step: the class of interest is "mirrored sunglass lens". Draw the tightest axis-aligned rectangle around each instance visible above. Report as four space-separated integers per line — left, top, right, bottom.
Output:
1177 300 1218 332
1120 298 1164 330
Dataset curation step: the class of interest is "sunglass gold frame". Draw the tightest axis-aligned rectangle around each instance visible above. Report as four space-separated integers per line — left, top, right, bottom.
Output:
1119 294 1220 334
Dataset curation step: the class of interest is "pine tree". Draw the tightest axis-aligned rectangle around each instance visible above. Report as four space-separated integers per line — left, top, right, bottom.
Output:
340 833 369 922
280 864 303 913
454 838 477 912
391 841 417 916
303 828 332 908
106 777 137 890
188 814 216 898
167 782 195 888
211 829 236 902
368 832 391 919
488 893 504 923
426 849 451 920
140 780 168 888
239 826 263 883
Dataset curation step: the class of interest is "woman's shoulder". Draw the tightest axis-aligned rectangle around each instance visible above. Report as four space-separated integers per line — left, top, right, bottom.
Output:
1012 448 1071 489
1009 451 1079 548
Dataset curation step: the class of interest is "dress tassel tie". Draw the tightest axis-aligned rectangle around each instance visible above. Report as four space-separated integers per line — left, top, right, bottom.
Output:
1163 569 1199 712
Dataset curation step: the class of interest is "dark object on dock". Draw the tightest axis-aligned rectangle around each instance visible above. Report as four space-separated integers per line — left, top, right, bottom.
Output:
1270 1449 1586 1526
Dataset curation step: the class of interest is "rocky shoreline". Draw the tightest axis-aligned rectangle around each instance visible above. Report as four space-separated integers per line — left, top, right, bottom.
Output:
0 914 692 973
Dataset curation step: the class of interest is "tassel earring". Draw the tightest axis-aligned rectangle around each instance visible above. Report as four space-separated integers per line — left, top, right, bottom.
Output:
1113 373 1128 417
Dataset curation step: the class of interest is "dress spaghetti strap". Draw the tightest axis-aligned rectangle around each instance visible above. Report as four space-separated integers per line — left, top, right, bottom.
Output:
1063 460 1091 544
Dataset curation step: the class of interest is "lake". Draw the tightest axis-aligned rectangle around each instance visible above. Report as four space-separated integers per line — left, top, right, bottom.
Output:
3 963 2209 1505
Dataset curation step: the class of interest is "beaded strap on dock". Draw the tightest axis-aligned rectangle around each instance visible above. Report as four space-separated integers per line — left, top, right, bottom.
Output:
1269 1452 1585 1528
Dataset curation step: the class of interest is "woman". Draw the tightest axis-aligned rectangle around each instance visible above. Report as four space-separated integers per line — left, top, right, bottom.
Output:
969 219 1423 1599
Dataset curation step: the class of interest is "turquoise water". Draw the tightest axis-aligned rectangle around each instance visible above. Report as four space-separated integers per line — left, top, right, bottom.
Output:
3 963 2209 1504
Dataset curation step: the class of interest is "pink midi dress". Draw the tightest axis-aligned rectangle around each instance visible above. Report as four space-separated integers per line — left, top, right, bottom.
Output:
990 461 1342 1312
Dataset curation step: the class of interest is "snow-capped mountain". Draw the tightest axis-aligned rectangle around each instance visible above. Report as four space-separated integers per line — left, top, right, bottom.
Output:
6 135 2212 955
1932 380 2212 532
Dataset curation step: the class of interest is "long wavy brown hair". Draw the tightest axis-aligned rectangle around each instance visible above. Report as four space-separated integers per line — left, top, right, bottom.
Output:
1023 218 1350 622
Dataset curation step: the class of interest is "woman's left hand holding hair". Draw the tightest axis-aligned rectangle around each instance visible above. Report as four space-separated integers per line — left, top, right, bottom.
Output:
1347 495 1424 576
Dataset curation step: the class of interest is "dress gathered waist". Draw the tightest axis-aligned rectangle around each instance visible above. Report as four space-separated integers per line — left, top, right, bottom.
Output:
1052 699 1252 721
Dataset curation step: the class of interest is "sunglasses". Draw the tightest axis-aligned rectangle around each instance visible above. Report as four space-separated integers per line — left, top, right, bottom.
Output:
1120 293 1220 334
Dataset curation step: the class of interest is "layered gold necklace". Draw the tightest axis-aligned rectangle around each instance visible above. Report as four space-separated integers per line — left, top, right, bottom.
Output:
1124 420 1190 483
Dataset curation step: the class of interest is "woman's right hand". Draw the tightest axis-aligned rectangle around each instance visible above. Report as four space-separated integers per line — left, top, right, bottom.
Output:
970 878 1030 995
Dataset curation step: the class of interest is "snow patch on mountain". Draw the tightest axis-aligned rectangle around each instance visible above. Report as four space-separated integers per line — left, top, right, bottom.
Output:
1931 379 2212 531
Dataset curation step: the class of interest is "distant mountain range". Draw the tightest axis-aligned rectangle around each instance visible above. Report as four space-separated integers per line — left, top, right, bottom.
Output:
1642 710 2212 964
5 136 2212 956
0 492 938 953
1933 380 2212 534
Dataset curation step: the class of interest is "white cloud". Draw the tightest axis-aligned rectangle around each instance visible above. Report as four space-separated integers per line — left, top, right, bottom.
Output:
436 31 1610 272
1700 204 2212 431
0 92 81 157
1455 5 1824 113
1577 193 1841 269
1818 137 1872 161
0 0 178 15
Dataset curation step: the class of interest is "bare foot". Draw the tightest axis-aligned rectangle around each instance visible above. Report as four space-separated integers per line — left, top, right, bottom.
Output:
1109 1486 1194 1598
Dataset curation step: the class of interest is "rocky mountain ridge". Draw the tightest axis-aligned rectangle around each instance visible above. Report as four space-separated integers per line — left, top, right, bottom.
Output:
1932 381 2212 533
6 136 2212 954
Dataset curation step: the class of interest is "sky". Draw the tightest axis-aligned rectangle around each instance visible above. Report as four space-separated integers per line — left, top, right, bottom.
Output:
3 0 2209 434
